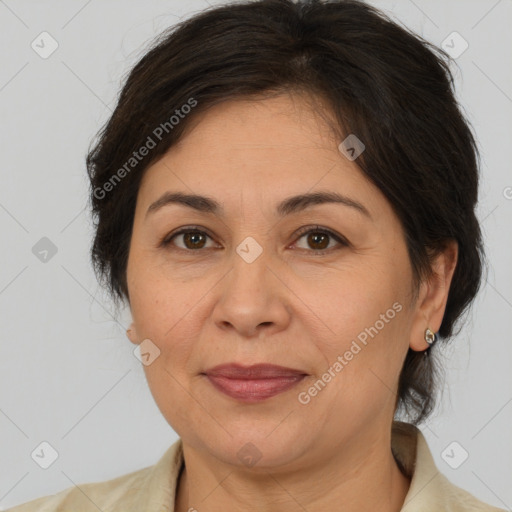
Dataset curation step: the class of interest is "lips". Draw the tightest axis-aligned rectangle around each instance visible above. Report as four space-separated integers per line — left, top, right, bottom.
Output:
204 363 307 379
202 363 308 402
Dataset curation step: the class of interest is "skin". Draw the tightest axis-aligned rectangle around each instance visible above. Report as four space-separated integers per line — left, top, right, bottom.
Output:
125 92 458 512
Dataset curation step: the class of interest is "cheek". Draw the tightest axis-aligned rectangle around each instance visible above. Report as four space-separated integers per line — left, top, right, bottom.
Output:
127 277 195 383
302 266 399 342
128 250 201 337
304 257 411 389
142 361 195 435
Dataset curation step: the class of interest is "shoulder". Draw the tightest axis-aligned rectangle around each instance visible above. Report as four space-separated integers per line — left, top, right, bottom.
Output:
392 422 507 512
5 439 183 512
5 464 153 512
434 472 507 512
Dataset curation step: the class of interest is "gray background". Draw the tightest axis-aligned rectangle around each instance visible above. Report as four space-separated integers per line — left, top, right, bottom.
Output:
0 0 511 509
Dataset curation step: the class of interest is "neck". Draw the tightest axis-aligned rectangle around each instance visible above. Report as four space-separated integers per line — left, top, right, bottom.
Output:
174 429 411 512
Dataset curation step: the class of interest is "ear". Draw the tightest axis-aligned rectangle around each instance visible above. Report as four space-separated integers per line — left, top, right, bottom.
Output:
409 240 458 352
126 321 140 345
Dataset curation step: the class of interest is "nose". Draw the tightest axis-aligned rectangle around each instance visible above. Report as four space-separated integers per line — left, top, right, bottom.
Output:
210 245 292 339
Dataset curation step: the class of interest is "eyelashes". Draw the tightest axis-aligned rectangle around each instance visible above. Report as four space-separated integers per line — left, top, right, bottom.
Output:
159 225 350 256
292 225 349 254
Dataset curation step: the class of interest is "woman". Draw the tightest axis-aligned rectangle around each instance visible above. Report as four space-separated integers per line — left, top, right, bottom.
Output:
7 0 506 510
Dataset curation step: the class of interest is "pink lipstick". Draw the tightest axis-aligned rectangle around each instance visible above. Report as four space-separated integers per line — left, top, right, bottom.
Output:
203 363 307 402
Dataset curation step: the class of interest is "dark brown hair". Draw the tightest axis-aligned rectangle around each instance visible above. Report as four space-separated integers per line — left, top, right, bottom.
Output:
86 0 484 424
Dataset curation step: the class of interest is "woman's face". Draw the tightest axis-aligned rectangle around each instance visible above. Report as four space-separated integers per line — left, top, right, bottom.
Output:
126 93 436 470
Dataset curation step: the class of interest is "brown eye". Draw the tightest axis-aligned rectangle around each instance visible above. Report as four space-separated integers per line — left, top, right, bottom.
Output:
182 231 207 249
161 228 215 251
305 232 330 250
160 225 348 256
293 226 348 255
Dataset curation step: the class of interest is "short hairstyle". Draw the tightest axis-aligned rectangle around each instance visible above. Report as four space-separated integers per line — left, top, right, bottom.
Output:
86 0 484 424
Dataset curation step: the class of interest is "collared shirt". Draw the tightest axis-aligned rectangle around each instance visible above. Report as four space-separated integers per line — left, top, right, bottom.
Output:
6 421 506 511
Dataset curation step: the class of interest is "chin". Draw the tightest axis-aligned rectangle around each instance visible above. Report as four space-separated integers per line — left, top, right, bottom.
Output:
204 428 310 471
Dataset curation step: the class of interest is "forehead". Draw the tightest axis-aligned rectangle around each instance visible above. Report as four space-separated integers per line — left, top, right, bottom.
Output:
173 93 341 162
137 94 386 222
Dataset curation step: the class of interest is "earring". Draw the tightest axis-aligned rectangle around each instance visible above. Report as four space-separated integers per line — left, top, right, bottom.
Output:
424 327 437 347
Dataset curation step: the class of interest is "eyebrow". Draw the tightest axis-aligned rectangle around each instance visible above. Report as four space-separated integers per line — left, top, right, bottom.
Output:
145 190 372 220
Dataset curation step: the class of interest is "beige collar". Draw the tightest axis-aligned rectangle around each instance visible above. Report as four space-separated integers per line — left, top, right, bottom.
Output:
125 421 502 511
